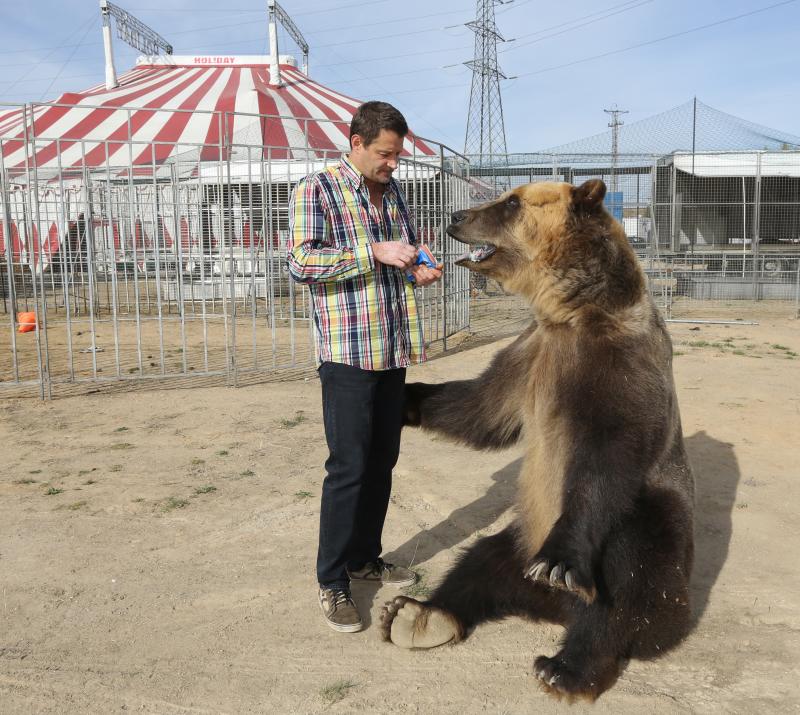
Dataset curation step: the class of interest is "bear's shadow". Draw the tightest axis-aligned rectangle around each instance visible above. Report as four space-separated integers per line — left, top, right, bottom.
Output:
359 430 739 631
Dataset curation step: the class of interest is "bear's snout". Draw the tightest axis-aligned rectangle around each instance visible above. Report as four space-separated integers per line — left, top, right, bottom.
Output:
450 210 468 225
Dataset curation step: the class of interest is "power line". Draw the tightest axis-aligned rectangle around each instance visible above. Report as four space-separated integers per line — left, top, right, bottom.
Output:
500 0 655 53
316 43 461 148
39 16 99 101
2 11 98 96
511 0 799 80
123 1 392 15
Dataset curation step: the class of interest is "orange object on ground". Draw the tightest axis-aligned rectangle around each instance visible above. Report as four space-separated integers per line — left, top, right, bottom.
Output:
17 311 37 333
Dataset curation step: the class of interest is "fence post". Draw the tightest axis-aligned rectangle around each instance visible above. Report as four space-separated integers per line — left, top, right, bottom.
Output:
752 151 762 300
0 146 20 382
439 144 448 352
795 257 799 318
21 102 50 399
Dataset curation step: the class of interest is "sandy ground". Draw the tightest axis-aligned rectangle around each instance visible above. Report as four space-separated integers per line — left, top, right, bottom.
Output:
1 314 799 714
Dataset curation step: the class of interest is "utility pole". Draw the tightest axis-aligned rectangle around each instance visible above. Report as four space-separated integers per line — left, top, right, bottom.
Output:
604 105 628 194
464 0 510 185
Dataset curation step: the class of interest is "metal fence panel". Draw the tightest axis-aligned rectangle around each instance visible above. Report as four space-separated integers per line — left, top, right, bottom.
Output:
1 104 472 398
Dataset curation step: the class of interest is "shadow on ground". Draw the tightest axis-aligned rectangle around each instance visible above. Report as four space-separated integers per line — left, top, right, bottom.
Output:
378 430 738 633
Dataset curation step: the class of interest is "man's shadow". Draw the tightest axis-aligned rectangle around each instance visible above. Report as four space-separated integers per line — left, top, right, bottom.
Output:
354 458 520 626
356 431 739 631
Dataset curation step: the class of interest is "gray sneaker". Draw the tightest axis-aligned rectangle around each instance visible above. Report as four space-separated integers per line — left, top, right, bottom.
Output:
348 558 417 588
318 587 363 633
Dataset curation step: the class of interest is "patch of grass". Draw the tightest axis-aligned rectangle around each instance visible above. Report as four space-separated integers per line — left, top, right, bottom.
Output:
190 458 206 466
110 442 134 451
403 568 431 599
67 500 87 511
162 496 190 512
736 502 749 510
84 479 97 485
132 498 145 503
109 464 123 473
294 490 313 501
319 680 357 706
280 411 307 429
194 485 217 495
771 344 789 351
732 349 746 356
672 351 685 357
45 487 64 496
78 468 97 476
240 469 255 477
29 469 42 475
14 478 37 485
216 450 229 457
114 426 129 432
687 340 710 348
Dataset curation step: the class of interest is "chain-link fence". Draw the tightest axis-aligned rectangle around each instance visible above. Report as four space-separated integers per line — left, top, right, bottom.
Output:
4 131 800 399
1 104 472 398
468 150 800 318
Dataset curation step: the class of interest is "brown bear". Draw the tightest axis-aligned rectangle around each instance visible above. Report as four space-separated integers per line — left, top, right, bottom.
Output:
379 179 695 700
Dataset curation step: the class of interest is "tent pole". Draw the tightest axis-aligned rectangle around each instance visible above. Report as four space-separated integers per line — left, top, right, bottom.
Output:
100 0 119 90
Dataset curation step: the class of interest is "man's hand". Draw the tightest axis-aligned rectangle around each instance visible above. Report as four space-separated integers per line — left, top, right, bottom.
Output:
371 241 417 270
410 263 443 287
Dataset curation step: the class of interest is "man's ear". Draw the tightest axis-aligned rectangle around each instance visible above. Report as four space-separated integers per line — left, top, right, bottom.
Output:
573 179 607 211
350 134 363 152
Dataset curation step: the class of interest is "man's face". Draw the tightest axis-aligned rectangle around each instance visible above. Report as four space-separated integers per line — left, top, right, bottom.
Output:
349 129 405 186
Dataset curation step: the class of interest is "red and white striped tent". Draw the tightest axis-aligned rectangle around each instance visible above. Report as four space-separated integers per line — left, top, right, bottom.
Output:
0 56 440 268
0 55 437 171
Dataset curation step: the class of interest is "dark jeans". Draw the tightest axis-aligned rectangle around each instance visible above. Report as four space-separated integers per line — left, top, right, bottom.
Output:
317 361 406 590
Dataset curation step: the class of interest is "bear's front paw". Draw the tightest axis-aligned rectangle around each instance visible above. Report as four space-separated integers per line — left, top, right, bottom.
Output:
533 654 613 701
524 551 597 604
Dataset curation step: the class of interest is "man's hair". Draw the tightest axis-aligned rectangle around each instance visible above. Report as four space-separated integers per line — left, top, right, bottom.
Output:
349 101 408 148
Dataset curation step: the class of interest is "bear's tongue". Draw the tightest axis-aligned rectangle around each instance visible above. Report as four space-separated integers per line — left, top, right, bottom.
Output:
455 244 497 264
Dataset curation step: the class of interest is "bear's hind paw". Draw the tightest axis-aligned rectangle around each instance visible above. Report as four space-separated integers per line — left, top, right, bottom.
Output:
379 596 463 649
524 557 597 604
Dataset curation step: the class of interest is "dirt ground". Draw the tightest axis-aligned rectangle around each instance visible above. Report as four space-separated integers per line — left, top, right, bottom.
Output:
1 313 799 714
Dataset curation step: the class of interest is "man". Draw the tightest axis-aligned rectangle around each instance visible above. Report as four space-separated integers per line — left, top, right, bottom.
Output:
287 101 442 633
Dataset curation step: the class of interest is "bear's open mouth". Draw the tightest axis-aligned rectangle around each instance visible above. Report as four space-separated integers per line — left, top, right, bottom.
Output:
455 244 497 264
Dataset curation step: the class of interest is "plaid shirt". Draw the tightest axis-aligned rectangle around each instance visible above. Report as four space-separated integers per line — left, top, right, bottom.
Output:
287 155 426 370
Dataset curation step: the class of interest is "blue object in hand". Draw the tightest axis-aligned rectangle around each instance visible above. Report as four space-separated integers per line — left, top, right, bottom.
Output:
406 244 438 282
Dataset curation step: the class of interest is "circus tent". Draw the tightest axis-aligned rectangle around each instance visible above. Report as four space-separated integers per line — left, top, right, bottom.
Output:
0 56 441 270
0 55 437 172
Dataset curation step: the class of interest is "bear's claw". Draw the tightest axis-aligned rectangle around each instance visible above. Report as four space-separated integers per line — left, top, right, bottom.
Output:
524 557 597 604
533 653 617 701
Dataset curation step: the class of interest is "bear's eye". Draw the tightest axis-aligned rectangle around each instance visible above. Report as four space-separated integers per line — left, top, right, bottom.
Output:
506 195 520 209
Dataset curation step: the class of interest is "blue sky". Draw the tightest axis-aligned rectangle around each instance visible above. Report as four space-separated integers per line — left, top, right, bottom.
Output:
0 0 797 153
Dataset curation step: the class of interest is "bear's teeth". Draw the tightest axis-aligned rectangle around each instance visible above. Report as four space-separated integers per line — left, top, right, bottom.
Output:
470 244 497 262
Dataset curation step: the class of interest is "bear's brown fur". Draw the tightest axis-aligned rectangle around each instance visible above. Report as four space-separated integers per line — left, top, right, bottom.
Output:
380 179 695 701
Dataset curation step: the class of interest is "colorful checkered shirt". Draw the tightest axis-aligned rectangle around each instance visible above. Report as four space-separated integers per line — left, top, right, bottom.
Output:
287 155 426 370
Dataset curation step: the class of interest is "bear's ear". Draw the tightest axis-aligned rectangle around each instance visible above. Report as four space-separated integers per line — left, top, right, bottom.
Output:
573 179 607 212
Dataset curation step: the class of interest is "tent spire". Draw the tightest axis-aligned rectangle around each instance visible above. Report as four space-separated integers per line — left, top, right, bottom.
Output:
267 0 310 84
99 0 173 91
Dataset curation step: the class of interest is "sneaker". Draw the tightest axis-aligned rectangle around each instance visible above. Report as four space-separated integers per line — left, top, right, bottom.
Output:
348 558 417 588
318 587 363 633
